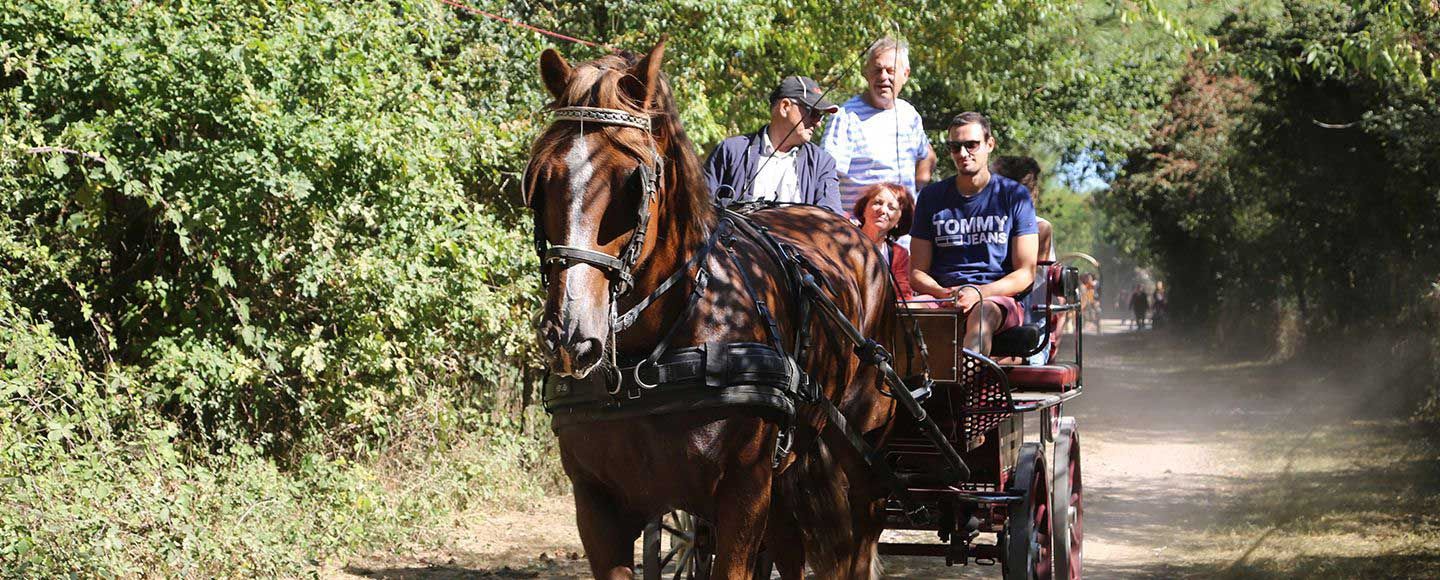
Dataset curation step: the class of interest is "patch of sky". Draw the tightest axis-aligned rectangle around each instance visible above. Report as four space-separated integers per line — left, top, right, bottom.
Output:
1057 148 1115 194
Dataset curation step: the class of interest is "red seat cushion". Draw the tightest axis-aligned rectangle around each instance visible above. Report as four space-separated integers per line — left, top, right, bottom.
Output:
1003 363 1078 392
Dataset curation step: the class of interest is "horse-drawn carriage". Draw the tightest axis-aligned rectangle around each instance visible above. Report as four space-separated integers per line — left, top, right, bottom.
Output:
638 262 1085 580
527 41 1086 579
876 268 1084 579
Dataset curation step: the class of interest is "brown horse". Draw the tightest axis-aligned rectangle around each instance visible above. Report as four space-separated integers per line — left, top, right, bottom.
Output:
526 40 901 579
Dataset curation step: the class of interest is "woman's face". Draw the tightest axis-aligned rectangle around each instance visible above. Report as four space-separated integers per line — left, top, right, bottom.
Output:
863 189 902 236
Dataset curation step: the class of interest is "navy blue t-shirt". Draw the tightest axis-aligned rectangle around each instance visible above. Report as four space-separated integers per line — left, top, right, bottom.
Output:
909 174 1038 287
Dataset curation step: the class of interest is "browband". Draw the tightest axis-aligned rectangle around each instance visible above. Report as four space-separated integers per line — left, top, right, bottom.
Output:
551 106 652 132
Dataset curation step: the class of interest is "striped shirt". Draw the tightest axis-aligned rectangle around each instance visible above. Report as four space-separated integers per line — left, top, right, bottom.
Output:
821 95 931 216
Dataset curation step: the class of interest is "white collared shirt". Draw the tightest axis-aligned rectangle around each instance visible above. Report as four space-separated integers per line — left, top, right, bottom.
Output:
750 128 802 204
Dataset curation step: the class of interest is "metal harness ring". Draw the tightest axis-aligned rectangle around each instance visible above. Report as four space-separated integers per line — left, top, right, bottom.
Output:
631 357 660 390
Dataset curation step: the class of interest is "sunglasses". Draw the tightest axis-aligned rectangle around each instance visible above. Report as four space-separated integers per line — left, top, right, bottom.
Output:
784 99 825 122
945 140 984 153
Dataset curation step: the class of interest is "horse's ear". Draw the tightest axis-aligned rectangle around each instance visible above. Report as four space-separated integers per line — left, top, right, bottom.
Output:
622 38 667 109
540 49 572 99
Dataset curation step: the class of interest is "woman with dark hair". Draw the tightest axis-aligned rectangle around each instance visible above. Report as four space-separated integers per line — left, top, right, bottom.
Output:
991 155 1051 262
853 182 915 300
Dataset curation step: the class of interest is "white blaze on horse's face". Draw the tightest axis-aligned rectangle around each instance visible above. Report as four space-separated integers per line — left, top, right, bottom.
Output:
538 131 615 380
562 133 598 298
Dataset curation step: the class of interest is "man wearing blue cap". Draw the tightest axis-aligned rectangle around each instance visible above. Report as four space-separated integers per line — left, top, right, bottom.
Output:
703 76 843 213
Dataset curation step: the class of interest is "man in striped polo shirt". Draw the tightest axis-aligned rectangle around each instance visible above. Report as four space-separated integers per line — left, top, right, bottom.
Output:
821 37 936 220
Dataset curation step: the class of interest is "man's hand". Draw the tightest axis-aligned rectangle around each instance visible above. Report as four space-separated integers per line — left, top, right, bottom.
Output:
952 286 983 313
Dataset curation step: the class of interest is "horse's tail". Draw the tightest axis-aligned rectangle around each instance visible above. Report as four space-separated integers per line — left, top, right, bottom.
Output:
777 431 852 577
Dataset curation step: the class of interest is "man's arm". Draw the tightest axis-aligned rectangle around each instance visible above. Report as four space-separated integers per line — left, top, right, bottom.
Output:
1037 217 1053 262
702 142 727 199
816 149 843 214
979 234 1038 300
908 238 951 299
915 142 936 188
913 234 1039 311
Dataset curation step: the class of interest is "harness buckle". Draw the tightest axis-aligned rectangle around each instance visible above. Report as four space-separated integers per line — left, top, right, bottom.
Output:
855 339 893 366
772 425 795 468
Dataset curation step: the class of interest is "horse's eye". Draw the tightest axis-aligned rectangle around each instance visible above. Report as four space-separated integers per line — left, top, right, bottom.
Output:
624 167 645 192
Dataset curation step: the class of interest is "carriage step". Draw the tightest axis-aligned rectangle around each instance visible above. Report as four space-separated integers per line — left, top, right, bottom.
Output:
903 376 933 403
897 471 953 488
909 384 932 403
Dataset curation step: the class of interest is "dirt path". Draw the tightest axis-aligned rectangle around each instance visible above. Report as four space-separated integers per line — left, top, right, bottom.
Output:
334 322 1440 579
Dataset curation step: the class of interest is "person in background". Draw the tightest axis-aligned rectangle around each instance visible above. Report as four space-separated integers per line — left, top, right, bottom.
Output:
822 36 936 221
853 182 915 300
704 76 842 213
991 156 1052 263
992 156 1053 363
1151 280 1168 329
1080 273 1102 334
1129 284 1150 330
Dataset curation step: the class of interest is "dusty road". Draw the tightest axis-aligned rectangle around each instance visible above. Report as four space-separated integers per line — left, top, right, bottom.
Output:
337 322 1440 579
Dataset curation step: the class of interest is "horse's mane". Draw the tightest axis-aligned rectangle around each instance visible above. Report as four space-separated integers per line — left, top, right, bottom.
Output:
531 51 714 242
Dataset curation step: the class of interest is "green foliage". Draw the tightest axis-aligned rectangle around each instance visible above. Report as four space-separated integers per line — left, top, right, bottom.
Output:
1101 0 1440 363
1 0 558 574
2 0 543 453
1038 182 1101 258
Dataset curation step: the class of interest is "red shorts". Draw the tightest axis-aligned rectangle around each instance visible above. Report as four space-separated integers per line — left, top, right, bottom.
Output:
986 295 1026 332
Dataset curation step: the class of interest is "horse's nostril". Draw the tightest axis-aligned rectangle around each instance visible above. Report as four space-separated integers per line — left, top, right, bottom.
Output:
541 325 562 355
572 337 603 370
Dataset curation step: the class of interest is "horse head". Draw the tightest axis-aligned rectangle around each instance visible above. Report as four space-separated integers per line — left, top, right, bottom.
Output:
526 41 710 379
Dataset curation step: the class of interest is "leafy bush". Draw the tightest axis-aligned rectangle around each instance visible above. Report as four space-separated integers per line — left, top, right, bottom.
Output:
2 0 545 453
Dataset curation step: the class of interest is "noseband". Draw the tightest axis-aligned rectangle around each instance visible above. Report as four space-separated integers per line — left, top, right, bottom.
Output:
530 106 663 298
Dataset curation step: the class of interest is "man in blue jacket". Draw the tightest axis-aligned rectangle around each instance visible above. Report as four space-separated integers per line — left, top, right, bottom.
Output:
703 76 843 213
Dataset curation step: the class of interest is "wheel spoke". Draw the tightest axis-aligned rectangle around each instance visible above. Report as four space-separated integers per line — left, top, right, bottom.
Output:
674 549 692 580
661 543 681 568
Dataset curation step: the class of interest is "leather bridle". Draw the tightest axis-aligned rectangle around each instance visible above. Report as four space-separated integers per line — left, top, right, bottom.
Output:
529 105 724 391
527 106 664 298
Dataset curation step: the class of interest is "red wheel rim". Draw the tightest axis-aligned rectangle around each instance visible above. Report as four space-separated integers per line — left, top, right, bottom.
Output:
1034 465 1053 579
1067 441 1083 579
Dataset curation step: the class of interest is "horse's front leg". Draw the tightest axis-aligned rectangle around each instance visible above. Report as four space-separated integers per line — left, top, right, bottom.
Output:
709 427 777 579
844 495 889 580
764 512 806 579
572 478 644 579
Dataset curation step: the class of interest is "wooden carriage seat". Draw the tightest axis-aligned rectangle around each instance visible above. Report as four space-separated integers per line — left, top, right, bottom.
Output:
906 263 1079 392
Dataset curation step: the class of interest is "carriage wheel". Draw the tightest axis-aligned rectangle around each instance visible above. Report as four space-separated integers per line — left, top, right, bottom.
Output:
1004 443 1053 580
1051 418 1083 579
643 510 714 580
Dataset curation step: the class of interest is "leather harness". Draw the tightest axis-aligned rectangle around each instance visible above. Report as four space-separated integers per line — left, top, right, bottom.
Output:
528 106 807 428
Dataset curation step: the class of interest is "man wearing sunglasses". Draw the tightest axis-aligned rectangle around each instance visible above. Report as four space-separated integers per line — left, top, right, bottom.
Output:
909 112 1039 356
703 75 843 213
